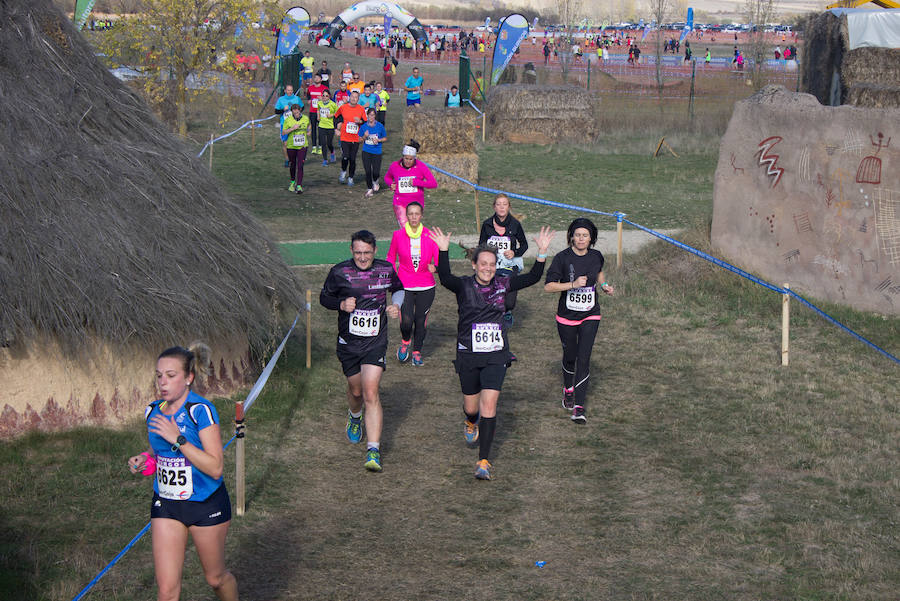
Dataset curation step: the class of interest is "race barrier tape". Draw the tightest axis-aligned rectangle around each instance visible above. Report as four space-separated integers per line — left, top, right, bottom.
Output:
196 114 278 158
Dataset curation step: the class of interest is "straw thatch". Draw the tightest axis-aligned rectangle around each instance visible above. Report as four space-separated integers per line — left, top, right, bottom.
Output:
0 0 301 356
801 11 900 107
420 153 478 191
486 85 597 144
402 108 477 153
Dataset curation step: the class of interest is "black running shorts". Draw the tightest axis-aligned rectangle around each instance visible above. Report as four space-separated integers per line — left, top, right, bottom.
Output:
454 356 507 395
150 484 231 527
337 343 387 377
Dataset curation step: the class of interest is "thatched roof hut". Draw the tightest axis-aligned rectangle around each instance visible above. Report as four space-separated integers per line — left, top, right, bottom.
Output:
0 0 301 436
801 9 900 107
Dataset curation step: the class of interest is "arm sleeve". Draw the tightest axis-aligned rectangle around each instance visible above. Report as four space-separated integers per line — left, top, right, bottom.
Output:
319 267 344 311
383 163 396 185
513 222 529 257
386 232 399 265
436 250 462 293
509 259 545 291
417 164 438 189
544 253 563 284
478 220 490 245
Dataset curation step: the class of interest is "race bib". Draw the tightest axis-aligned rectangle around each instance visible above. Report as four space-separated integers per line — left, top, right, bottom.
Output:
349 309 380 337
319 107 330 119
345 122 359 135
410 237 422 270
471 323 503 353
365 134 378 145
156 455 193 500
398 177 416 194
292 133 306 146
311 98 318 108
566 287 595 312
487 236 511 252
321 73 329 81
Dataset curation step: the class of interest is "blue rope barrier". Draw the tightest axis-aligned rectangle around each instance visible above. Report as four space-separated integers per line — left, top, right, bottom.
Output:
196 114 278 158
465 99 483 115
71 523 151 601
427 164 898 366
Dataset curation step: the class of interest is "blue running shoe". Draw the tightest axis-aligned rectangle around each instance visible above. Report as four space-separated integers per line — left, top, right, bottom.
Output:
411 351 424 366
364 448 382 472
464 420 479 445
322 159 328 167
474 459 492 480
397 340 410 362
346 415 363 443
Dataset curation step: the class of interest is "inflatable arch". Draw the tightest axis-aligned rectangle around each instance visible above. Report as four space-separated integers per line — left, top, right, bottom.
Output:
320 1 428 46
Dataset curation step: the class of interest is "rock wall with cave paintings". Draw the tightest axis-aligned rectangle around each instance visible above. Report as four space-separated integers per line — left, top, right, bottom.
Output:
712 86 900 315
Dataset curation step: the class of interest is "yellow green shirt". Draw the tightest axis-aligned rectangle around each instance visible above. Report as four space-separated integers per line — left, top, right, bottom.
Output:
300 56 315 73
316 100 338 129
283 114 310 148
377 90 390 111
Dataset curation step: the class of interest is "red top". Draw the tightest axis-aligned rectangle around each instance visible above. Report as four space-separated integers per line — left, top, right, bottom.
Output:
307 84 328 114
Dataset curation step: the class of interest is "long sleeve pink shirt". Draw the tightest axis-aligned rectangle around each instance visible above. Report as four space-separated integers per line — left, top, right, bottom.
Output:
383 159 438 209
386 226 439 289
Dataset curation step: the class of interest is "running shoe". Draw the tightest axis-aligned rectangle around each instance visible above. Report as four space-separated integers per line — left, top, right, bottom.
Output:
329 153 336 163
411 351 423 366
562 387 575 410
313 146 321 154
346 414 363 443
322 159 328 167
397 340 411 362
474 459 492 480
296 185 303 194
339 170 347 183
373 182 380 192
347 177 354 186
464 420 479 445
571 405 587 425
503 311 514 325
288 182 296 192
365 189 374 198
364 448 382 472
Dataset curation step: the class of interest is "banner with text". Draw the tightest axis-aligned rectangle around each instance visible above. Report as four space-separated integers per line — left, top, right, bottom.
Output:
491 13 529 85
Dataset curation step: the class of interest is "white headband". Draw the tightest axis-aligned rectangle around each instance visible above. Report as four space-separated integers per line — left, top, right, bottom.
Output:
402 145 417 157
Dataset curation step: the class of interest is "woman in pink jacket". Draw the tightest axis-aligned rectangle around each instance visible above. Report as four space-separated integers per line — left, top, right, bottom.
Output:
383 140 438 226
386 201 439 366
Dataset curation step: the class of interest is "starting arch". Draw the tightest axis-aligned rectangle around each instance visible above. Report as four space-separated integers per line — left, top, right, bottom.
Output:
320 1 428 47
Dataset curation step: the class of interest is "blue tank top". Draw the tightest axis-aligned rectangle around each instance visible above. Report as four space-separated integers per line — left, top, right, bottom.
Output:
447 92 461 107
145 390 223 502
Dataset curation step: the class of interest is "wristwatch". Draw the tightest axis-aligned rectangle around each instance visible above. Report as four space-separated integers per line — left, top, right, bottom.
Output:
171 435 187 453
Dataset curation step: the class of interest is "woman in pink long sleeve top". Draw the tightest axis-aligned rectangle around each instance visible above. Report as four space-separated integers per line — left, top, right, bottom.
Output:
386 201 439 366
383 140 438 226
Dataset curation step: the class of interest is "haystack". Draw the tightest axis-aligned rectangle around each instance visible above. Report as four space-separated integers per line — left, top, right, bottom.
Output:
0 0 301 437
801 9 900 107
486 85 597 144
403 108 478 190
402 108 477 153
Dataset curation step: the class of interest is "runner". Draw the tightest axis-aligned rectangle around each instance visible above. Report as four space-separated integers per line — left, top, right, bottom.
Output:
274 84 302 167
334 80 350 107
478 194 528 324
430 225 556 480
358 108 387 198
316 60 332 86
282 104 310 194
341 62 353 83
404 67 424 107
127 344 238 601
300 50 315 88
543 218 615 423
319 230 404 472
316 89 338 166
383 141 437 226
348 72 365 95
334 90 367 186
359 82 382 111
306 74 328 155
375 81 390 126
386 202 439 366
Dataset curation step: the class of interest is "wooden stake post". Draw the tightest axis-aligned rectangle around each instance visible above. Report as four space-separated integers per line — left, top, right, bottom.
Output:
306 289 312 369
234 401 245 516
615 212 625 269
250 116 256 152
208 133 214 170
781 283 790 366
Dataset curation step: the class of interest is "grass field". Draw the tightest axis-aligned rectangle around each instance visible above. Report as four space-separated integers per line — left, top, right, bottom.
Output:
2 61 899 601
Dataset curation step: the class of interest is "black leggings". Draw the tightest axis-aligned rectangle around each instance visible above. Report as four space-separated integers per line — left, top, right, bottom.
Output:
286 147 307 184
400 288 435 352
340 141 359 177
557 319 601 406
319 127 334 155
308 112 319 147
361 151 383 189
